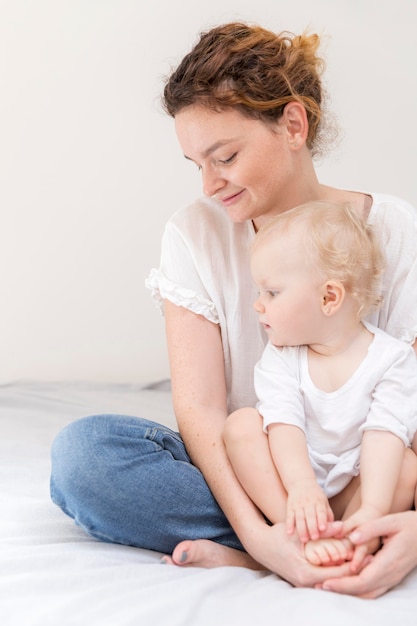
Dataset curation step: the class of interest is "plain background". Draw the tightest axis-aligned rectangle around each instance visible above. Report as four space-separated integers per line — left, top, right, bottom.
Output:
1 0 416 384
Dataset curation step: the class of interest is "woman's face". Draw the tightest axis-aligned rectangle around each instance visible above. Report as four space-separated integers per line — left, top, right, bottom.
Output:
175 105 303 229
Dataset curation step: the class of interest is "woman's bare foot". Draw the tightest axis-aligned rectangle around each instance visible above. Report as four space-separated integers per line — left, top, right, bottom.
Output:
304 536 354 566
160 539 264 570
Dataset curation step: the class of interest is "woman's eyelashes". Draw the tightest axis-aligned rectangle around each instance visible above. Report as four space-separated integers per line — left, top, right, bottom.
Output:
189 152 237 172
217 153 237 165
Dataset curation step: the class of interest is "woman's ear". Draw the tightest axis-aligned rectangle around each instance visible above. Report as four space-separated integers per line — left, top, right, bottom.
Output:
282 101 309 148
321 281 345 316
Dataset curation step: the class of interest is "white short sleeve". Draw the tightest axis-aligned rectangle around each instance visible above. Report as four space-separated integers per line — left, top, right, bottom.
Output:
360 337 417 445
145 204 220 324
255 344 306 432
145 198 265 412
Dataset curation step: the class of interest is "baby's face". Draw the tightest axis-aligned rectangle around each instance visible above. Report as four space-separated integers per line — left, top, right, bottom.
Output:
251 232 324 347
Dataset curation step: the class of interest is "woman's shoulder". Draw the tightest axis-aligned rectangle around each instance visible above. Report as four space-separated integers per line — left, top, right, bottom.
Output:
168 196 232 230
366 322 416 359
369 192 417 226
164 196 255 249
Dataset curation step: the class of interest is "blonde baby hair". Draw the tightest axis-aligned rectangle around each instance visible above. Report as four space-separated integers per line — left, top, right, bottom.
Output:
252 201 384 318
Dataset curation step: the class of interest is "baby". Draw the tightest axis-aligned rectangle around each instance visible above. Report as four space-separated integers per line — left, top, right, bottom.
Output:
224 201 417 570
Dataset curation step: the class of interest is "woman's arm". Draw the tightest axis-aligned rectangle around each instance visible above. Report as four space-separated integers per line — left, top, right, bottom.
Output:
165 300 271 545
164 301 350 585
165 301 265 529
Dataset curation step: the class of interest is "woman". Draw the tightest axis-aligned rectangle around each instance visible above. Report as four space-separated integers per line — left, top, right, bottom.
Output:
50 22 417 597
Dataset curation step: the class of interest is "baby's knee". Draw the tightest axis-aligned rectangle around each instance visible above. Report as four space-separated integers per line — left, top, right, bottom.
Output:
223 407 262 447
401 447 417 491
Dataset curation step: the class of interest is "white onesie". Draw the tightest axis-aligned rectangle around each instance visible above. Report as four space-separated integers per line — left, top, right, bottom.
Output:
256 324 417 497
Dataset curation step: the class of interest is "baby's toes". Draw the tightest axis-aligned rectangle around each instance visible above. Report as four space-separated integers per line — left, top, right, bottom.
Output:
304 540 327 565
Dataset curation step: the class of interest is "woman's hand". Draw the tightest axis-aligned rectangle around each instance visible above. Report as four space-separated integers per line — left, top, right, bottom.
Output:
341 505 384 573
246 519 351 588
318 511 417 598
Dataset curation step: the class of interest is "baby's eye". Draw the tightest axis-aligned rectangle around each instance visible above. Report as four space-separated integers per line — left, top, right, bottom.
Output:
267 290 279 297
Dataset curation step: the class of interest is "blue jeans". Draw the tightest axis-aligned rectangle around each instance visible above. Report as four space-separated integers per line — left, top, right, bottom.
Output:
50 415 243 554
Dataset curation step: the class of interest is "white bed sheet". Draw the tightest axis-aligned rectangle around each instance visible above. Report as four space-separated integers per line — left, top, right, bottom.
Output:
1 381 417 625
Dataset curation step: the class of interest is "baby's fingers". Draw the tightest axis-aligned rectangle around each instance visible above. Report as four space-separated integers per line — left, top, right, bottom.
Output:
316 502 333 533
286 509 296 536
305 502 330 540
294 508 310 543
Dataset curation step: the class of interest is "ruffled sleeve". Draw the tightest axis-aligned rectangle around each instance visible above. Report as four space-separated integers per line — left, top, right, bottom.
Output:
144 197 264 413
145 201 221 325
145 267 219 324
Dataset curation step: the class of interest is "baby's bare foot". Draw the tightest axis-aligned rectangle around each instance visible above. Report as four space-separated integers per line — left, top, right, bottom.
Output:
304 537 354 566
161 539 263 570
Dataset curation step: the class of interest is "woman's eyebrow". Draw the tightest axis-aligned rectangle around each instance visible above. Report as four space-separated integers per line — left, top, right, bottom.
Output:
184 139 234 161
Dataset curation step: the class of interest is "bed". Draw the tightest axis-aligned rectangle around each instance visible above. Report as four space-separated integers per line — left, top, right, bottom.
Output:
2 379 417 625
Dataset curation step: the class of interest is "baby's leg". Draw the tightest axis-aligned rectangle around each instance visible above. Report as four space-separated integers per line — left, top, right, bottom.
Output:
224 408 287 524
403 446 417 510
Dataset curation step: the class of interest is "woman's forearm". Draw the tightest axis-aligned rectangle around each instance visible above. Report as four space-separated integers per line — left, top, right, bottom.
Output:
165 302 267 549
178 404 267 547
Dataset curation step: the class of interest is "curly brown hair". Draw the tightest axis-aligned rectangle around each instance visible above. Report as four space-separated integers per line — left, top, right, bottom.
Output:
163 22 330 155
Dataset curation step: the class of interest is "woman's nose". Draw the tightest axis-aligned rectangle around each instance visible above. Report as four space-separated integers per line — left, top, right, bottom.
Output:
202 166 226 197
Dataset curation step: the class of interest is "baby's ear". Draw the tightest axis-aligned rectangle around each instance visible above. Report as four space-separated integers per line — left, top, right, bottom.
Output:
320 281 344 316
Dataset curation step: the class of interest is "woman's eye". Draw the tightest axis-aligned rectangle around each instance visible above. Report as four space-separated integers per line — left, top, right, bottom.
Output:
218 153 237 165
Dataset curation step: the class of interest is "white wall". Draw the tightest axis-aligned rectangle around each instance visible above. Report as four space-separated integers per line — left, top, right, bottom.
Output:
0 0 416 384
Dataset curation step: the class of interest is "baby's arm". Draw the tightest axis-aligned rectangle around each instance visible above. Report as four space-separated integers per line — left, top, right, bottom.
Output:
268 423 334 542
343 430 406 571
346 430 405 525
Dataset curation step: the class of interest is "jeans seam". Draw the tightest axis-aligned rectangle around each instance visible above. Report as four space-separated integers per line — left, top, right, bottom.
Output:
144 426 182 444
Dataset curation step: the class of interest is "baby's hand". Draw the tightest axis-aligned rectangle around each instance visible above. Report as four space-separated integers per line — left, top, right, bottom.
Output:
343 505 383 536
286 478 334 543
343 506 383 572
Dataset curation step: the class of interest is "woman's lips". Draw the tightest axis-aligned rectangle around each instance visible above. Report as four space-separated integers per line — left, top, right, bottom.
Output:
219 189 245 206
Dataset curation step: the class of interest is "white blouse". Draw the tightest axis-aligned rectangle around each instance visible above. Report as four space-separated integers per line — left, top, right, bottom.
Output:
146 193 417 413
